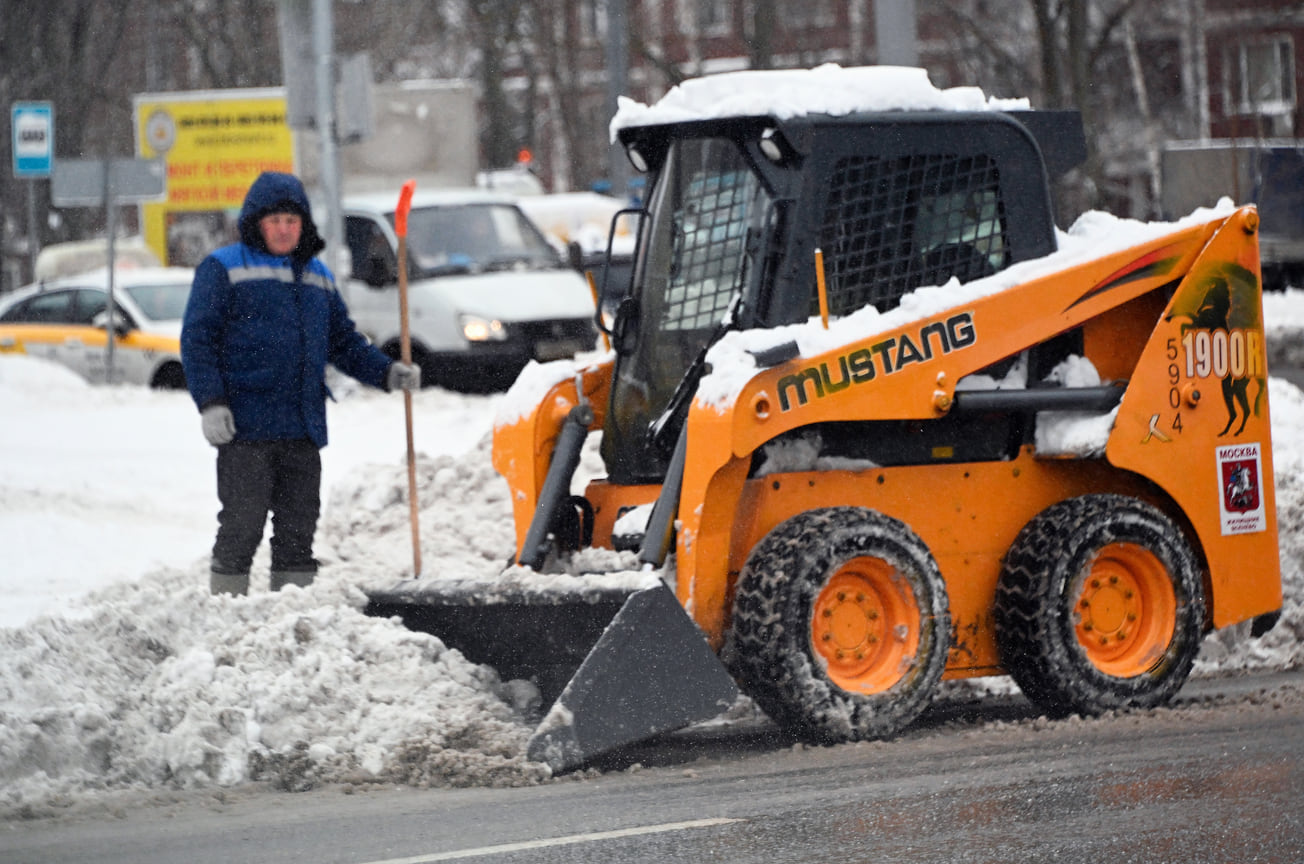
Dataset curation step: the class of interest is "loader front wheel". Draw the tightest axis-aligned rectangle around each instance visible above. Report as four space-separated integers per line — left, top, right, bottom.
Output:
994 495 1205 717
730 508 950 744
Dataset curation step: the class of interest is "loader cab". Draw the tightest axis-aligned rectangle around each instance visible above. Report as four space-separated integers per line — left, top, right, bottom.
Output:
602 110 1084 484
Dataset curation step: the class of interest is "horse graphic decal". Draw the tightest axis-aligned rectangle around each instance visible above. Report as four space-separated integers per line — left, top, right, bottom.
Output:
1166 264 1266 438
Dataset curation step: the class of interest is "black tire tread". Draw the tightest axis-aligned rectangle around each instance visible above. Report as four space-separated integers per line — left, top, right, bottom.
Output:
730 507 950 743
994 494 1205 717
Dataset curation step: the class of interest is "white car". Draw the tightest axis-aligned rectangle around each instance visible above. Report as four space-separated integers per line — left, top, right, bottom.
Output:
341 188 598 391
515 191 639 318
0 266 193 388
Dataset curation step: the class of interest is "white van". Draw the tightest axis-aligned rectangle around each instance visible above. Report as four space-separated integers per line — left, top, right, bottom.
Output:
341 188 598 391
514 191 638 317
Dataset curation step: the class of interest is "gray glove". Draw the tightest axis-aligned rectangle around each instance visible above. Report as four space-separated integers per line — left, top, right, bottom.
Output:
201 404 236 446
387 361 421 391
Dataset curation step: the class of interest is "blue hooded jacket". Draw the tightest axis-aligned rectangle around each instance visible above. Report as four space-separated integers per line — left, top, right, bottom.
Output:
181 171 392 448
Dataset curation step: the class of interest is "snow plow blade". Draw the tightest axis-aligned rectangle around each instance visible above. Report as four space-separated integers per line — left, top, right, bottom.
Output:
363 578 738 773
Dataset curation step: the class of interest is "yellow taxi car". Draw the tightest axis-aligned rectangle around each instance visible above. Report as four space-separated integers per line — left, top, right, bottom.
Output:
0 266 193 388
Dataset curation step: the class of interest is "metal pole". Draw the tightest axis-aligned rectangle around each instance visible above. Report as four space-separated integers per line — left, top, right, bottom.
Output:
103 157 118 385
312 0 343 282
26 181 39 282
874 0 918 66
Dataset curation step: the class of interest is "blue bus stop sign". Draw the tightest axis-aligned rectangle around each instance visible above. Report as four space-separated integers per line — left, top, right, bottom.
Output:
12 102 54 178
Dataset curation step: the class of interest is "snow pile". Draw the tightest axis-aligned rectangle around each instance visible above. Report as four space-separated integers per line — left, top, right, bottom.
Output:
0 572 545 806
755 432 879 476
0 438 556 813
1196 377 1304 673
493 350 613 428
1265 288 1304 368
0 358 217 627
319 438 517 580
1034 355 1117 457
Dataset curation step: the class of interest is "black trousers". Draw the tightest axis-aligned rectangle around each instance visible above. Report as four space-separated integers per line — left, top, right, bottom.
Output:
211 439 321 575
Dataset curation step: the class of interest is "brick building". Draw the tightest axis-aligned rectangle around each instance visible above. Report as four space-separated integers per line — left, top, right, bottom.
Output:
512 0 1299 225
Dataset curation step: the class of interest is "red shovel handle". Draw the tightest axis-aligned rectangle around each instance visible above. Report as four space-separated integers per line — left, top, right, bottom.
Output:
395 179 417 238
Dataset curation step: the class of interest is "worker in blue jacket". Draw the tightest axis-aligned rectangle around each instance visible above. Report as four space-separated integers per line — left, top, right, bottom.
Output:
182 171 420 596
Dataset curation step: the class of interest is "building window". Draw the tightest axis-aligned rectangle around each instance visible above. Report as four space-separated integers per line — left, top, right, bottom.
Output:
580 0 606 44
783 0 835 30
1225 36 1296 116
678 0 731 37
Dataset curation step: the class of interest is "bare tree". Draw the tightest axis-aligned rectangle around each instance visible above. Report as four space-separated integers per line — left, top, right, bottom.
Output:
465 0 531 171
530 1 584 190
335 1 456 78
929 0 1186 218
746 0 778 70
160 0 283 89
0 0 142 280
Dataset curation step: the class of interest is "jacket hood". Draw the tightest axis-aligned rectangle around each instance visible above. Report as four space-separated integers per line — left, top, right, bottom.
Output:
238 172 326 263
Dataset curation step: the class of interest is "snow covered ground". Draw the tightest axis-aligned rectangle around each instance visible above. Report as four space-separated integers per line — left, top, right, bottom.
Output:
2 290 1303 815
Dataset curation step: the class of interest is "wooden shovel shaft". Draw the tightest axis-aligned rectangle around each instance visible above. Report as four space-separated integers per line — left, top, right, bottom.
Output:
396 180 421 578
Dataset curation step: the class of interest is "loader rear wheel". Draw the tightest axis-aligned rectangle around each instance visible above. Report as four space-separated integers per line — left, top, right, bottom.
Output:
730 507 950 744
994 495 1205 717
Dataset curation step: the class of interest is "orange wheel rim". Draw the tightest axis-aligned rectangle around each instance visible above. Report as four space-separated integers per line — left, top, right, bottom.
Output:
810 557 922 694
1072 542 1177 677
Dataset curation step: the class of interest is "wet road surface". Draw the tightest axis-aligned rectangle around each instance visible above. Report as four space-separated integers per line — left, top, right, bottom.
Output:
5 669 1301 864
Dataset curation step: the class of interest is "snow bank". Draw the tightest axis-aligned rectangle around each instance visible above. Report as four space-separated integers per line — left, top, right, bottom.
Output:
1196 377 1304 673
0 438 552 814
1264 288 1304 368
0 571 545 804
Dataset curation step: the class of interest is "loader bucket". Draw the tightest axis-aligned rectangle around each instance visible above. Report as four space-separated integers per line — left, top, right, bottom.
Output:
364 576 739 773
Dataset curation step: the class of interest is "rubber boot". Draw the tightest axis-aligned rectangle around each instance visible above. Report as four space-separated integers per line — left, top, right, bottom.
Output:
210 569 250 596
270 569 315 591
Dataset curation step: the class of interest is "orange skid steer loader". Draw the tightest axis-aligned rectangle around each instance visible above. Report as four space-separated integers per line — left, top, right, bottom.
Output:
366 67 1282 773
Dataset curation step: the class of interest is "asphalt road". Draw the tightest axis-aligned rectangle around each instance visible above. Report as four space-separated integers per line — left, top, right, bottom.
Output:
5 668 1301 864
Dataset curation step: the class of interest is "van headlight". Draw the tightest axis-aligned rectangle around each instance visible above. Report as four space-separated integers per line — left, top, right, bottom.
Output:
459 314 508 342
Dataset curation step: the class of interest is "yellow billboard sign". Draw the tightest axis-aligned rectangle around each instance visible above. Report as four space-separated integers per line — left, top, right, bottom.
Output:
134 88 295 266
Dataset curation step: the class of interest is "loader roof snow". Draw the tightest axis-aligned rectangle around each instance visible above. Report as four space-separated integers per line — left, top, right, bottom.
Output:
610 64 1029 138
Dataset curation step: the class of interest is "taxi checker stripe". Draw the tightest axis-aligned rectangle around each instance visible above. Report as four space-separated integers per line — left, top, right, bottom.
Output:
228 266 334 293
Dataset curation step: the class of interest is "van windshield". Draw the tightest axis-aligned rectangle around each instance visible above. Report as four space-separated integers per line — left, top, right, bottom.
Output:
403 203 564 275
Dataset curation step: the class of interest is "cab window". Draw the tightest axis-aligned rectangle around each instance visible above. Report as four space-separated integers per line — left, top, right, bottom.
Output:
71 290 109 324
1 291 76 323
